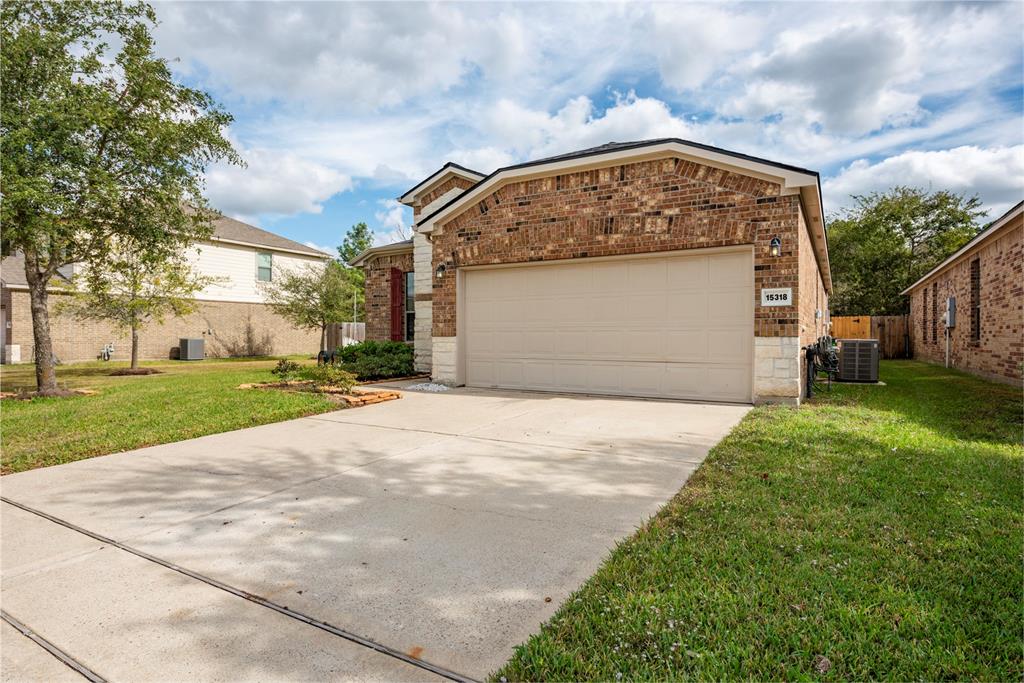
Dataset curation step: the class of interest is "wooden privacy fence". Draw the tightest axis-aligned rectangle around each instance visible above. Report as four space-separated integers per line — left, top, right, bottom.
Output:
325 322 365 350
831 315 910 359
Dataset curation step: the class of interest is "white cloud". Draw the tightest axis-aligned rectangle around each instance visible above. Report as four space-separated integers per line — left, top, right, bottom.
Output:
373 199 412 245
302 241 335 257
824 145 1024 219
205 144 352 222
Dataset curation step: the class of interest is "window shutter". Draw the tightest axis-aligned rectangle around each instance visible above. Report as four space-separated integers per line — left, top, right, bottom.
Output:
389 268 404 341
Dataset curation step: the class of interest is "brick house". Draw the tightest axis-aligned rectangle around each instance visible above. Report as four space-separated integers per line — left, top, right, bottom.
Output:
902 201 1023 385
0 214 331 363
351 139 832 404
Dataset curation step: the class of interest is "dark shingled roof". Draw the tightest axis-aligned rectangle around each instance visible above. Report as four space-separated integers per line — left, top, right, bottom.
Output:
0 253 72 288
209 214 328 257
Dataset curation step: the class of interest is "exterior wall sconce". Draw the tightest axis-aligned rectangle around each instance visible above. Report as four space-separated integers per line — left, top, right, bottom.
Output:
435 263 447 279
769 236 782 257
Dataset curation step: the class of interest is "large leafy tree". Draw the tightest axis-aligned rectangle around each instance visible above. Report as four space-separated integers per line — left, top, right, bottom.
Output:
56 239 217 371
337 221 374 321
1 1 239 393
261 261 354 352
827 187 984 315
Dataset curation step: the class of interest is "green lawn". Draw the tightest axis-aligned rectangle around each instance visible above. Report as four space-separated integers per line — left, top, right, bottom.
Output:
496 361 1023 681
1 357 335 474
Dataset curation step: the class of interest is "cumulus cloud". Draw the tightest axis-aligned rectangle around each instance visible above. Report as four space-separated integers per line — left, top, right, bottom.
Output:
823 145 1024 219
205 145 352 223
373 199 412 245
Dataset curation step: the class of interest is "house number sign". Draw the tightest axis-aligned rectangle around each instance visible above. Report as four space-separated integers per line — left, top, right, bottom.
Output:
760 287 793 306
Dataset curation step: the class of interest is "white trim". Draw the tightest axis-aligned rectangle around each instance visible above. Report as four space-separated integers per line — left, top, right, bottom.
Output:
207 236 330 259
901 202 1023 295
417 142 819 235
348 241 413 267
399 166 484 205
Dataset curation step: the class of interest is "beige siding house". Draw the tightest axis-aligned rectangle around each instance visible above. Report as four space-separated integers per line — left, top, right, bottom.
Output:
352 139 832 405
1 215 330 363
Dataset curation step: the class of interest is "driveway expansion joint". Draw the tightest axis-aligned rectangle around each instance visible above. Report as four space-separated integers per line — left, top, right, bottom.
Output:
2 609 106 683
1 497 478 683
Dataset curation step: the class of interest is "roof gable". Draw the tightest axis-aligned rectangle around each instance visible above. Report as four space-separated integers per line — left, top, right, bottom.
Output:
398 162 484 206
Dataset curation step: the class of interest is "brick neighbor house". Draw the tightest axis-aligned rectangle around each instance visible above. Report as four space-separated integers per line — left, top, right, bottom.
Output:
902 200 1023 386
351 139 832 405
0 214 331 363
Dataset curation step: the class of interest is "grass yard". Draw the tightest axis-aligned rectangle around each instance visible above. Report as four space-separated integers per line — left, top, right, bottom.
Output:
496 361 1023 681
1 357 335 474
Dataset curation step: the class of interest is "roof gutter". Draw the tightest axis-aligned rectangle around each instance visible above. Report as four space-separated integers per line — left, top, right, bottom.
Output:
348 240 413 267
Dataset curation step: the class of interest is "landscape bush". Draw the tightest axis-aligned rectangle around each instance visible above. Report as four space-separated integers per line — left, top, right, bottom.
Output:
270 358 302 381
299 364 357 392
337 340 414 380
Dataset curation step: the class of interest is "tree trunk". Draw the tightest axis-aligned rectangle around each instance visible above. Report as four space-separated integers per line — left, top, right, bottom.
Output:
320 324 327 352
23 252 59 395
130 324 140 370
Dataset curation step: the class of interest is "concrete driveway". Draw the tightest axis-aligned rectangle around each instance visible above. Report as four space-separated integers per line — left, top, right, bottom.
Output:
1 385 749 682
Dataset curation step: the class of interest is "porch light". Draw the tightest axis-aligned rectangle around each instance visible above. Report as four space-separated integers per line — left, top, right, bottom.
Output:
435 263 447 280
769 236 782 257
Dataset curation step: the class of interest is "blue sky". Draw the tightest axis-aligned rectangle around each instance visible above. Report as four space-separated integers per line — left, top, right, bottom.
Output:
152 1 1024 255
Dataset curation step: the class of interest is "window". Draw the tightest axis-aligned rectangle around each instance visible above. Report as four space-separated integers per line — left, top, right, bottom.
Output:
922 287 929 343
931 282 938 343
256 252 273 282
404 271 415 342
970 258 981 342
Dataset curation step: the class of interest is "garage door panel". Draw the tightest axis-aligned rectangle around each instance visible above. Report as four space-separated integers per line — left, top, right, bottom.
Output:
624 293 666 321
707 289 749 321
667 291 709 322
663 330 708 362
667 256 709 289
465 249 752 402
706 329 751 363
708 251 751 287
591 262 629 292
628 259 667 289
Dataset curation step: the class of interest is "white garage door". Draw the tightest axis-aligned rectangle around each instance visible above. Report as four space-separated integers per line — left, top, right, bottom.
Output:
464 249 754 402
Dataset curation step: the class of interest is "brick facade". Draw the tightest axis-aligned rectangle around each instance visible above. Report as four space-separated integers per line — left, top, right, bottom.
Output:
429 156 806 340
417 176 477 214
908 215 1023 385
363 251 414 341
2 288 322 363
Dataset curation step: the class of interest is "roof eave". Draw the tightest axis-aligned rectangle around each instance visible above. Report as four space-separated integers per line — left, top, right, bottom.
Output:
901 201 1024 295
398 163 484 206
348 240 414 267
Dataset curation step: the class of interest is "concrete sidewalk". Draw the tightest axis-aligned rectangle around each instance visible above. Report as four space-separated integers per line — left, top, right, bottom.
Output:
1 386 748 681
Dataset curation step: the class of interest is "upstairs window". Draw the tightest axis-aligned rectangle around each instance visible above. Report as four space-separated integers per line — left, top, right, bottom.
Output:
256 252 273 282
970 258 981 342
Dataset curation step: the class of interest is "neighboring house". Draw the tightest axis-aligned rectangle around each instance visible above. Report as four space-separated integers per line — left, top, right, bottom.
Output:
351 139 832 405
0 215 331 363
902 201 1023 386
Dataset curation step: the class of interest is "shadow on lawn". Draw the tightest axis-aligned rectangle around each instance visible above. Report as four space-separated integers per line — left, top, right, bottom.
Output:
809 360 1022 447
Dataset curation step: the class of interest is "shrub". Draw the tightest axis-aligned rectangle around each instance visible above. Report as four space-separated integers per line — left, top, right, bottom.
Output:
271 358 302 381
299 364 357 392
337 340 414 380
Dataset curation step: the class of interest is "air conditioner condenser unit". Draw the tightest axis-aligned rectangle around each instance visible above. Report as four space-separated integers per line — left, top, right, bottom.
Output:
836 338 879 383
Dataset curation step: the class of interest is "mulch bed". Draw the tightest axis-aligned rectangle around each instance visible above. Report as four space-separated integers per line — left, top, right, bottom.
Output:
109 368 163 376
0 388 97 401
237 380 402 407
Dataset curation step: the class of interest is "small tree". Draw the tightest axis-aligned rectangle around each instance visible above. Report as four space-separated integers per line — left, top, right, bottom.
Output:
57 240 216 370
1 1 239 393
337 222 374 321
261 261 353 352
